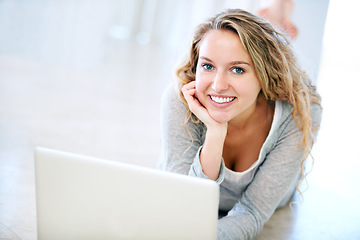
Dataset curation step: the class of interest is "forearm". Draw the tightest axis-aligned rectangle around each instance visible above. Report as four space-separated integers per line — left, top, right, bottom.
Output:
199 126 227 180
181 81 229 180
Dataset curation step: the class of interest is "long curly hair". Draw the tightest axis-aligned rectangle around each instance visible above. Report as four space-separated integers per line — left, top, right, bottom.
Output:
175 9 322 193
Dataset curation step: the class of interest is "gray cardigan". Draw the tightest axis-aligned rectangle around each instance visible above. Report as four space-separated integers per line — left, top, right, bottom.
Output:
158 84 322 240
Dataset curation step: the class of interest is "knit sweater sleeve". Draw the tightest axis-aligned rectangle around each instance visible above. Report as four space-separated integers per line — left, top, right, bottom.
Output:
158 85 322 240
157 84 225 184
217 102 322 240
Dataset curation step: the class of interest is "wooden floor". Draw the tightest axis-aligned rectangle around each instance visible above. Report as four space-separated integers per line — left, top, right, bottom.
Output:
1 1 359 239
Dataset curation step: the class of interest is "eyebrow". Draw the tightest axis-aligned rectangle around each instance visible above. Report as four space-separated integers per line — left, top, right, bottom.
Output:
199 56 250 66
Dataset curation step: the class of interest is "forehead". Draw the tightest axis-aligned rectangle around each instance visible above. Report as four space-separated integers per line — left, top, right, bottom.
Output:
198 30 252 63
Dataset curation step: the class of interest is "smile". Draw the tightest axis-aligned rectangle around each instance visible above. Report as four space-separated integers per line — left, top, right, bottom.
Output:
210 95 236 104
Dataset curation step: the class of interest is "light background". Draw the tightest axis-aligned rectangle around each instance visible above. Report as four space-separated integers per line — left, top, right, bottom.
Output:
0 0 359 239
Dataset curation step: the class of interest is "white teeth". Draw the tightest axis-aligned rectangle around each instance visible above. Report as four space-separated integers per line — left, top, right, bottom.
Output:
210 96 235 103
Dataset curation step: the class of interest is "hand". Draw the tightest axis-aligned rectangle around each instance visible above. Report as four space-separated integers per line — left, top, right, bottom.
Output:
182 81 227 181
181 81 227 132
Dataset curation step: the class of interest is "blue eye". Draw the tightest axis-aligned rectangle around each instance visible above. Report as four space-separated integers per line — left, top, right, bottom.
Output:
232 67 244 74
202 64 213 70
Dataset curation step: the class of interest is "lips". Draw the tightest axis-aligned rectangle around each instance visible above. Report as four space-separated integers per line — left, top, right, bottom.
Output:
208 94 236 108
210 95 236 104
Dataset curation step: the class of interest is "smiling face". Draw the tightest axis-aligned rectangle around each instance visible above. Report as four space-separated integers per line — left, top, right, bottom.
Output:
195 29 262 124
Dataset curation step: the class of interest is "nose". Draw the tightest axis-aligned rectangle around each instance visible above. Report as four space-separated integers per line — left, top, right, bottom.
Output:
212 72 229 92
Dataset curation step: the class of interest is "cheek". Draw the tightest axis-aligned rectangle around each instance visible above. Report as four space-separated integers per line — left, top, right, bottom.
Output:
252 80 262 96
195 73 207 93
236 78 261 96
195 74 211 105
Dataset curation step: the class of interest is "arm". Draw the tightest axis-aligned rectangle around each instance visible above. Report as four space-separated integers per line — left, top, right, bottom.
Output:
200 127 226 180
157 83 226 183
181 81 227 180
217 103 322 240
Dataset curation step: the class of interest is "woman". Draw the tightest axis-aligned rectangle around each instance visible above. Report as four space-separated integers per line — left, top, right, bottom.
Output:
158 9 322 239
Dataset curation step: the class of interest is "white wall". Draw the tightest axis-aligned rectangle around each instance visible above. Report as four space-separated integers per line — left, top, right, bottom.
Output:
0 0 329 80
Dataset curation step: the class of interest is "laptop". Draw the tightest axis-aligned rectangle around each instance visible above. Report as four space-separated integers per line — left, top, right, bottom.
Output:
34 147 219 240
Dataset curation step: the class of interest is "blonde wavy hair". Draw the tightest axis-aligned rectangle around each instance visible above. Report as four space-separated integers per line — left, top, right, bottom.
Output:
176 9 321 194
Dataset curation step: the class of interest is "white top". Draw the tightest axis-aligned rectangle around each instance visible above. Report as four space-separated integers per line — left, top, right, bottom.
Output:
220 101 283 210
158 85 322 239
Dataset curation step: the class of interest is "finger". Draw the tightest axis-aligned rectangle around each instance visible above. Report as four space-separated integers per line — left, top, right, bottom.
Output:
182 81 196 91
182 86 196 100
183 93 206 117
183 89 197 105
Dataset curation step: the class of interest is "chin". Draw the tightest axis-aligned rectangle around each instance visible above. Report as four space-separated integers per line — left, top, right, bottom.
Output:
209 112 231 124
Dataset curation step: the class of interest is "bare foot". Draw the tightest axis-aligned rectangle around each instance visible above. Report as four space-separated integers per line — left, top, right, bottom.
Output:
257 0 298 39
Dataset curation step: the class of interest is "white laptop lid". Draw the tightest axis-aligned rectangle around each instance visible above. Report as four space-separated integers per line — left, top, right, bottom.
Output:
34 147 219 240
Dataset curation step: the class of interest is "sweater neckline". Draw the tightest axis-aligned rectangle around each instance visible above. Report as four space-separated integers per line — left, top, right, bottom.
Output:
225 100 283 176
